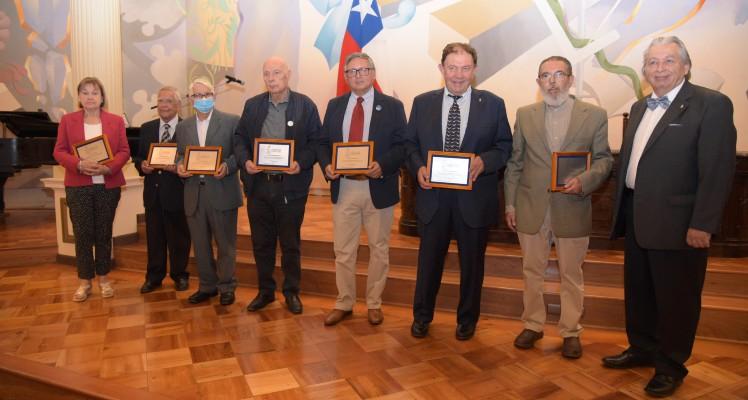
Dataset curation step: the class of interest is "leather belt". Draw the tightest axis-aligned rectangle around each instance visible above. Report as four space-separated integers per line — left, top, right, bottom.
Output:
343 175 368 181
263 173 284 182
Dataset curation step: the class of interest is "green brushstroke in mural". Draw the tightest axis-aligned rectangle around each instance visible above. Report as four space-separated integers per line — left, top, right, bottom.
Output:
547 0 644 99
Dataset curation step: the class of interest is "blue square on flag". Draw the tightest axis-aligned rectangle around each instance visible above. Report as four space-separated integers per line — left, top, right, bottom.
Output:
346 0 383 47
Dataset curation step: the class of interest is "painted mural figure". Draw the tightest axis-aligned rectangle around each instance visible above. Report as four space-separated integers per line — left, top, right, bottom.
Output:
504 56 613 359
234 57 322 315
405 43 513 341
316 52 407 327
603 36 736 398
176 78 242 307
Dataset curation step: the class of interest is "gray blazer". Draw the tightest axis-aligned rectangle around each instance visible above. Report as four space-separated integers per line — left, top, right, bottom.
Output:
504 99 613 237
176 109 243 216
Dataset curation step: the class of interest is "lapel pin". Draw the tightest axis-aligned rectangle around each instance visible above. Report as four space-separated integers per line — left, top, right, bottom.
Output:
287 120 294 127
478 97 482 102
680 104 684 109
375 104 382 111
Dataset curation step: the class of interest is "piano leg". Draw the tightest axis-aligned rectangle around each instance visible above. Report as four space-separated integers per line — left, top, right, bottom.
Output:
0 173 8 217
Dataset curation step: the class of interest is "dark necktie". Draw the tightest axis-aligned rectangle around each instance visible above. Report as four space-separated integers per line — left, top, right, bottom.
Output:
646 96 670 110
161 123 171 143
349 96 364 142
444 94 461 151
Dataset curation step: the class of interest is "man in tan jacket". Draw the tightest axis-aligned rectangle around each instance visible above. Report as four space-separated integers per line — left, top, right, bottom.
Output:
504 56 612 358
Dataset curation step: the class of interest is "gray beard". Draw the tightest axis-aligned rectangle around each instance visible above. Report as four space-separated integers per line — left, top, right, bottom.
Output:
542 92 571 107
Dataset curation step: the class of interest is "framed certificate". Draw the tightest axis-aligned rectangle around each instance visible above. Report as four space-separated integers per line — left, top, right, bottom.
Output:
73 135 113 163
427 150 474 190
254 138 294 171
332 141 373 174
185 145 222 175
147 143 178 168
551 151 591 191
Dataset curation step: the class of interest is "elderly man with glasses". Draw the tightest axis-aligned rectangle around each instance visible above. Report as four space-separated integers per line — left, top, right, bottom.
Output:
504 56 612 358
316 52 407 326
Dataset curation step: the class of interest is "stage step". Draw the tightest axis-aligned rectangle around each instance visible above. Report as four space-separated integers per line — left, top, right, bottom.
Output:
114 229 748 342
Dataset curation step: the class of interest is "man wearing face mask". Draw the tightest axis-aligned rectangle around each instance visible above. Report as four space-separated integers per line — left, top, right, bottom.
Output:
504 56 612 358
176 77 242 306
234 57 321 314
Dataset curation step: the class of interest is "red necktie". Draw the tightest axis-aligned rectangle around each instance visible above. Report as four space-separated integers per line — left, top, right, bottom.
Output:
349 96 364 142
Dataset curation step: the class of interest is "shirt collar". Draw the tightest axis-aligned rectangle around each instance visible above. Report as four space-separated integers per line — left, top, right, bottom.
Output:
443 86 472 102
268 90 290 106
160 115 178 128
351 86 375 102
652 78 685 102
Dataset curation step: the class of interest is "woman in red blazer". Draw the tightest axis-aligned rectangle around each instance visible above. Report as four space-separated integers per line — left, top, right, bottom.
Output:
53 77 130 302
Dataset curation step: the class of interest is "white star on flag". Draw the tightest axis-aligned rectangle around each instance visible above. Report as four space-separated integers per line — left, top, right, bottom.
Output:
351 0 378 24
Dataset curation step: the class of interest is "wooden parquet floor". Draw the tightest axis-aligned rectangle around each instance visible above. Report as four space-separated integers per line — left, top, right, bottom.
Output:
0 264 747 399
1 204 748 399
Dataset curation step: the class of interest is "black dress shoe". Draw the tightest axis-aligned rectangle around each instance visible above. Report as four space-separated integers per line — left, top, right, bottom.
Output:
456 323 476 341
411 320 429 338
174 277 189 292
140 281 162 294
285 294 303 314
246 293 275 312
188 290 218 304
602 350 654 369
645 374 683 397
220 292 235 306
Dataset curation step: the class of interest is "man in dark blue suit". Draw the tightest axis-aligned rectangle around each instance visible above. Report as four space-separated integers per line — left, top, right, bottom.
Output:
405 43 513 340
133 86 191 294
604 36 736 398
317 53 407 326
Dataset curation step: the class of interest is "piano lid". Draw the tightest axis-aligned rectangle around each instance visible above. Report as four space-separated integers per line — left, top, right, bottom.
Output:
0 111 58 138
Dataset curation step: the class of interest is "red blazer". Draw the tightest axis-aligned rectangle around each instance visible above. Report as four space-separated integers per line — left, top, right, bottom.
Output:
53 109 130 188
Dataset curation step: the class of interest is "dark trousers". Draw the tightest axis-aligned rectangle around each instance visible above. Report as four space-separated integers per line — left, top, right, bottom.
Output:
413 189 488 326
247 177 307 296
623 189 707 379
65 185 121 279
144 200 191 284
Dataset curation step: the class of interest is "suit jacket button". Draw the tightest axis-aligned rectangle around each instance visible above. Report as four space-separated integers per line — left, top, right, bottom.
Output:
155 184 159 187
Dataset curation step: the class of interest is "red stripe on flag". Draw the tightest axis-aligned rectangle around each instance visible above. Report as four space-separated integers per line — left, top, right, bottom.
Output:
336 32 384 96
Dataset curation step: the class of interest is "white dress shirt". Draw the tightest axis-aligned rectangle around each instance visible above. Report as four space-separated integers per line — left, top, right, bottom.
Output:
342 86 375 142
625 80 685 189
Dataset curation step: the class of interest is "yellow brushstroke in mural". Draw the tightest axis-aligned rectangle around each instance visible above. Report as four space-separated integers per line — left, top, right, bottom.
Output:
616 0 704 65
432 0 532 38
624 0 642 24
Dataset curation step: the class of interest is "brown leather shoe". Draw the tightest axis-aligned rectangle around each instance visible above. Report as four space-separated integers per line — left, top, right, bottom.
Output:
367 308 383 325
562 336 583 359
324 309 352 326
513 329 544 349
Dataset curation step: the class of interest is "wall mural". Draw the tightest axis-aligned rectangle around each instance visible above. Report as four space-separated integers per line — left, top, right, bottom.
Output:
1 0 746 150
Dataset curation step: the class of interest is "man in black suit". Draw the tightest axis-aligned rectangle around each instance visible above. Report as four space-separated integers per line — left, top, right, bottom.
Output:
317 52 407 326
234 56 322 314
405 42 513 340
133 86 191 293
604 36 736 397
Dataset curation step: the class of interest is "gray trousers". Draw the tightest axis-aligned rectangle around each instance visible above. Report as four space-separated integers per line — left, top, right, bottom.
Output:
186 187 238 294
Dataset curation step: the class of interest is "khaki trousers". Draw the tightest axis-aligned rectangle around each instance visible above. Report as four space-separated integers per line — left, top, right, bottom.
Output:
517 210 588 337
333 179 394 310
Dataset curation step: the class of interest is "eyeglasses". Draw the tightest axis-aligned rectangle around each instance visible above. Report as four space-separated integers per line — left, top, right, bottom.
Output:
157 98 177 104
538 71 570 81
189 92 214 100
344 67 374 77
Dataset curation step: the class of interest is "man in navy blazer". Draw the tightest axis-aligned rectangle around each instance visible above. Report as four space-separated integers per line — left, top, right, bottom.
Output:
317 52 407 326
133 86 191 294
234 57 322 314
603 37 736 397
405 43 512 340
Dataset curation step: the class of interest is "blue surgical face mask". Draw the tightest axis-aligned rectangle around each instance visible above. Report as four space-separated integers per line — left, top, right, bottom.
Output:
194 97 214 113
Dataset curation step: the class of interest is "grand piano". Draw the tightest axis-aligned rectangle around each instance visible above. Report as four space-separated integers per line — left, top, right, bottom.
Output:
0 111 140 212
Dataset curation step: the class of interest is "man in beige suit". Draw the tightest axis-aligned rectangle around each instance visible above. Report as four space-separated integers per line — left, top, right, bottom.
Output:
504 56 612 358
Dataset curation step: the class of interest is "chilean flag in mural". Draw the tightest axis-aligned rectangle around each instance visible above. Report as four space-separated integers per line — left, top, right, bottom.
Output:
337 0 383 95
